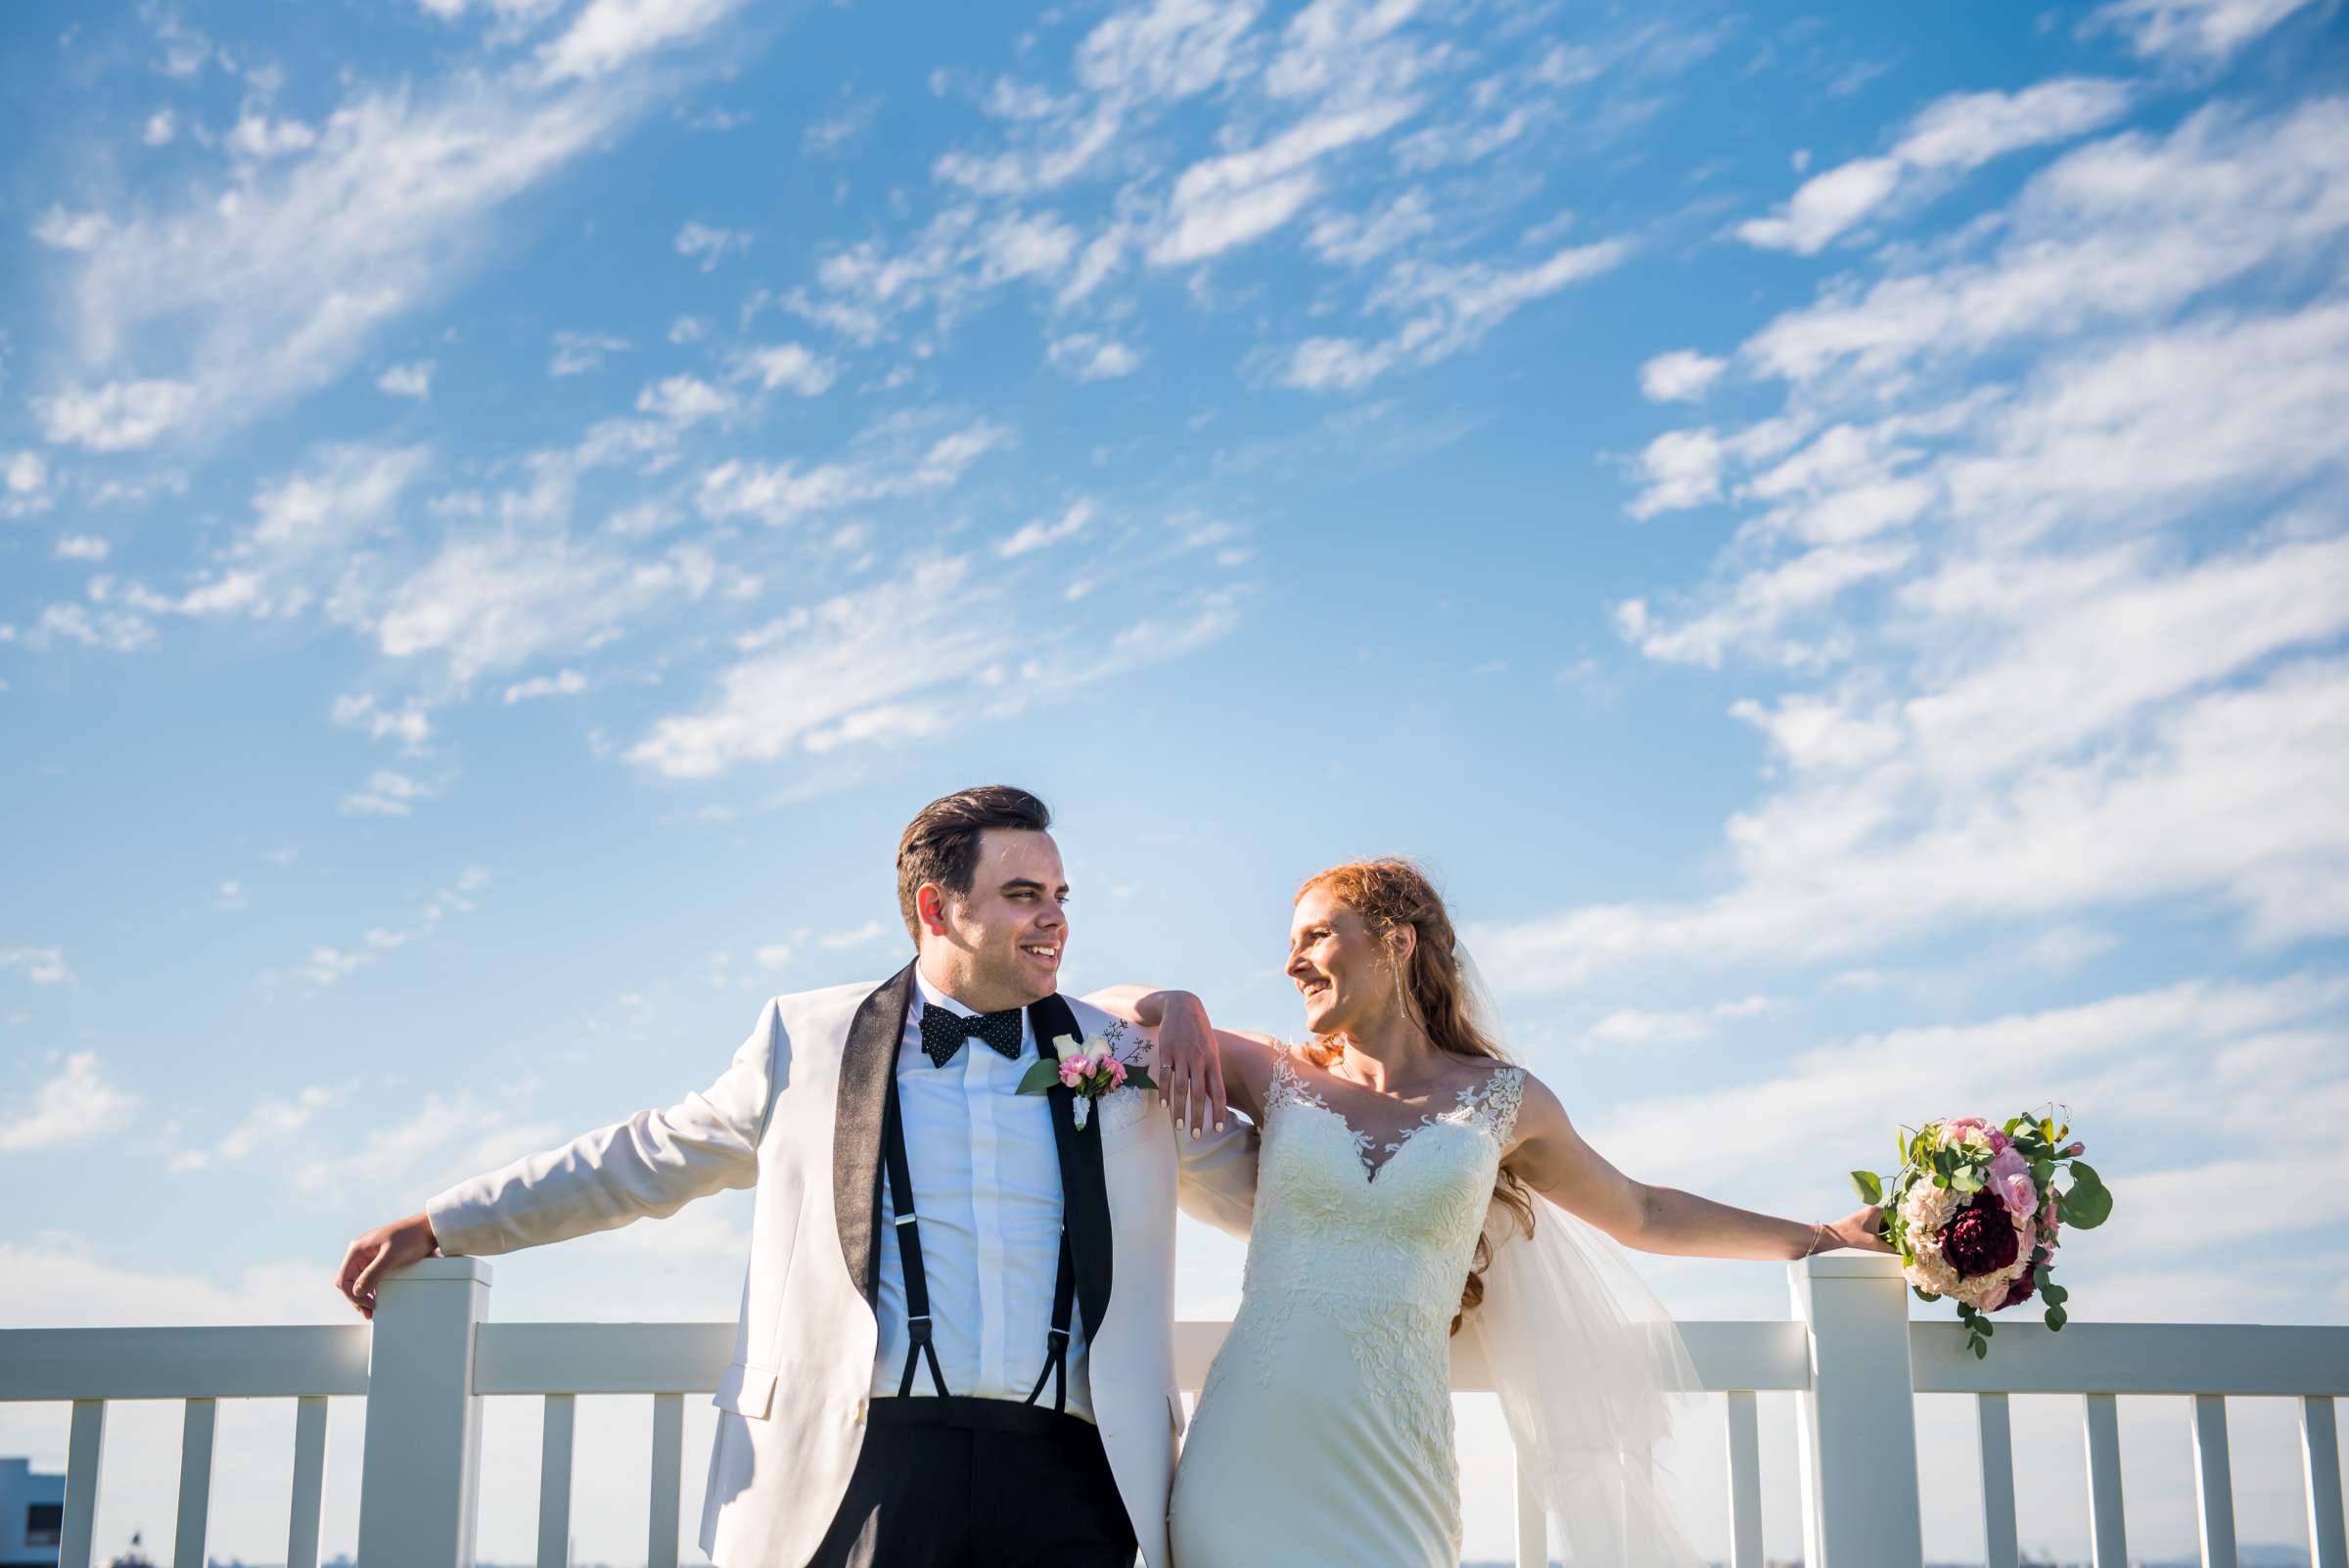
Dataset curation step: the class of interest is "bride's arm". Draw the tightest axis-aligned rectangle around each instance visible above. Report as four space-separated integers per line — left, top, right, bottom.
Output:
1082 985 1280 1130
1503 1072 1887 1260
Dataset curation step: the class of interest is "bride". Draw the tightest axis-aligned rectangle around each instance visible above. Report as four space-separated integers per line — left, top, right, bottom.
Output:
1090 857 1887 1568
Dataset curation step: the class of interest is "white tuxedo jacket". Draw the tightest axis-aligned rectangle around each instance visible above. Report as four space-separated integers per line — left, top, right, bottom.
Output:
425 964 1258 1568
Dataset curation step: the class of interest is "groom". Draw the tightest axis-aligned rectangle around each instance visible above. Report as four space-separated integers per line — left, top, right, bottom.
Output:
333 786 1256 1568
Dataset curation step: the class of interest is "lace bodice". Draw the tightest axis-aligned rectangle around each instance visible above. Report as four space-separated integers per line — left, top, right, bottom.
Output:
1246 1052 1525 1314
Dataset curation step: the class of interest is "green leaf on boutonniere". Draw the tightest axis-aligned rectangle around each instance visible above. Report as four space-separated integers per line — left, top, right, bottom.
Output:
1123 1063 1157 1092
1015 1058 1064 1096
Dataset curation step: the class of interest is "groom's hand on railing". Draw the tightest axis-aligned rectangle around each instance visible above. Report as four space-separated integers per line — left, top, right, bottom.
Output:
335 1210 441 1319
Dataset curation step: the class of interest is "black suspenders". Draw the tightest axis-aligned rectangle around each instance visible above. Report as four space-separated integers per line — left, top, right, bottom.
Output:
880 1033 1079 1412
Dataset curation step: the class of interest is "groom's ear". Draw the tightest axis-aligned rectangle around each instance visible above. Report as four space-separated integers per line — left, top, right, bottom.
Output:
915 883 952 938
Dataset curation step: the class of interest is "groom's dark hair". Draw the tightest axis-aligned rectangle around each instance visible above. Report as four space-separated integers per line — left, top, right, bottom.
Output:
897 785 1053 942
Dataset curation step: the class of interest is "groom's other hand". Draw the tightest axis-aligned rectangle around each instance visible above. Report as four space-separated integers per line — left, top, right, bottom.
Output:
335 1211 441 1319
1155 991 1228 1138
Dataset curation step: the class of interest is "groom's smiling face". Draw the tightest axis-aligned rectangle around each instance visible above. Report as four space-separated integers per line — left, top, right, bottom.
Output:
917 827 1070 1009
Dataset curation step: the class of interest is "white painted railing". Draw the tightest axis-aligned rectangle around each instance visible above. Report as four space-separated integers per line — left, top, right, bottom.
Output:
4 1254 2344 1568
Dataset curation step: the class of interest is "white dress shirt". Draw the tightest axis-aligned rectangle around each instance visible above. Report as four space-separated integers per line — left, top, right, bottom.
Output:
869 968 1092 1420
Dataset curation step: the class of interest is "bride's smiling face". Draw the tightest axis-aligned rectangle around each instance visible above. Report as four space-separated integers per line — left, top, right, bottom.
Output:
1288 886 1398 1038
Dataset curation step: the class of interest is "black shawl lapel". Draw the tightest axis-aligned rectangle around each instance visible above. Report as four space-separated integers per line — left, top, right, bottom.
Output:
1029 992 1113 1343
834 961 917 1308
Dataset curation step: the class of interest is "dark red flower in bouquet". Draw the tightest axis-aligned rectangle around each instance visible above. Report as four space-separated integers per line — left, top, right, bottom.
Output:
1944 1192 2021 1277
1999 1253 2044 1311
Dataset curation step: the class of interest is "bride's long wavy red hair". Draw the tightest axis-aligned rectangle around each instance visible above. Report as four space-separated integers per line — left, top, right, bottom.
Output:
1295 857 1536 1334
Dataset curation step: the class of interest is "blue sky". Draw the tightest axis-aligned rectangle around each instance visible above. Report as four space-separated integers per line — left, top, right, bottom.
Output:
3 0 2346 1562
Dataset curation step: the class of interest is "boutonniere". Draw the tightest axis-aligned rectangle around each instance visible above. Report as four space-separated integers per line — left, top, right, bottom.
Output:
1017 1021 1157 1130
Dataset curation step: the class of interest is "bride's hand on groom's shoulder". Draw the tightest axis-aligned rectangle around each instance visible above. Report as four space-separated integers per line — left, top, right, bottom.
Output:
1150 990 1229 1139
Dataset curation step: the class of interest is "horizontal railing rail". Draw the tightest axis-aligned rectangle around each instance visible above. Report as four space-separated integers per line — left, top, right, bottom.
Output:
4 1254 2343 1568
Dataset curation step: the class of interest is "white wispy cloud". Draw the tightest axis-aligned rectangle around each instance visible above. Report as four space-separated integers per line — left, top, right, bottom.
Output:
535 0 748 84
1277 238 1631 392
1737 76 2134 254
996 499 1096 557
5 451 49 496
819 918 890 949
32 379 199 452
2081 0 2322 62
0 1053 139 1153
550 329 630 377
635 373 736 425
1585 995 1775 1047
168 1085 339 1172
1638 349 1727 403
341 768 438 816
503 669 588 703
377 360 435 399
674 219 751 272
0 948 75 988
1045 333 1141 381
729 343 838 395
331 691 435 750
695 414 1014 529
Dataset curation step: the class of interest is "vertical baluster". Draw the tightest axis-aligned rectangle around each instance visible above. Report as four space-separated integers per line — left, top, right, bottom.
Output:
175 1398 218 1568
537 1394 576 1568
1976 1392 2018 1568
2083 1392 2129 1568
647 1393 684 1568
60 1401 106 1568
286 1396 330 1568
1724 1390 1764 1568
2191 1394 2238 1568
1511 1446 1544 1568
2300 1396 2345 1568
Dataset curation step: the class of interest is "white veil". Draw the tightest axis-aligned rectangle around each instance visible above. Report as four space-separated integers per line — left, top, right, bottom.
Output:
1453 945 1709 1568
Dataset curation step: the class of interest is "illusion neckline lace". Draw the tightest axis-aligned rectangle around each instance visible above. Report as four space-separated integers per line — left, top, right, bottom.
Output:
1267 1051 1525 1183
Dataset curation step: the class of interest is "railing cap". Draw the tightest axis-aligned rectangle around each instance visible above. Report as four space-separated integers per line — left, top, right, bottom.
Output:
1799 1252 1906 1279
385 1257 495 1285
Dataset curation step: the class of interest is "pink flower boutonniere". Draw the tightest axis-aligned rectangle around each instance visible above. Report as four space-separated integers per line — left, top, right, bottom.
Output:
1017 1022 1157 1130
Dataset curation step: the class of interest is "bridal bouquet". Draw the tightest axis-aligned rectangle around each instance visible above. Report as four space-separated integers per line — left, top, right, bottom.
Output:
1851 1112 2111 1359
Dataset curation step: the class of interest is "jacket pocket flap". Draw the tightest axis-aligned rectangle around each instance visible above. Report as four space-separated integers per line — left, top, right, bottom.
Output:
712 1360 778 1419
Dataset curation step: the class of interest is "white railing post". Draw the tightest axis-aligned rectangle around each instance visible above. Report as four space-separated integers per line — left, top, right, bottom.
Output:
356 1257 492 1568
1791 1253 1924 1568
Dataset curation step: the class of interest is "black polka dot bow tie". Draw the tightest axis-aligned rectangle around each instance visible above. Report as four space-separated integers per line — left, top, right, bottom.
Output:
918 1003 1026 1067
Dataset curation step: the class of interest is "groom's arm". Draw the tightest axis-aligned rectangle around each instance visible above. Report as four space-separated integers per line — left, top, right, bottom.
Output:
1174 1118 1259 1239
336 999 786 1314
422 998 785 1259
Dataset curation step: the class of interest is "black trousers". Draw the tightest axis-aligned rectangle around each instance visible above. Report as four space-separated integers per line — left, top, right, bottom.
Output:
803 1396 1139 1568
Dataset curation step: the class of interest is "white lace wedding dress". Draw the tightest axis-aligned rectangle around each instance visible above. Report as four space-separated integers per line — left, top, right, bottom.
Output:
1169 1050 1526 1568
